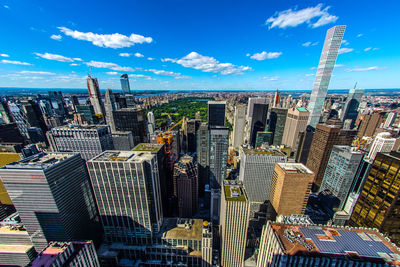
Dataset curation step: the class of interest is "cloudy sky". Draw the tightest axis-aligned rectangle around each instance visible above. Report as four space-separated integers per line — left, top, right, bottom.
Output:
0 0 399 91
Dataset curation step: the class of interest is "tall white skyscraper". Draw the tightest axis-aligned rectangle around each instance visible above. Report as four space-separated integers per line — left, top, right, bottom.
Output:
232 104 246 149
307 25 346 128
147 111 155 134
366 132 395 163
87 75 105 116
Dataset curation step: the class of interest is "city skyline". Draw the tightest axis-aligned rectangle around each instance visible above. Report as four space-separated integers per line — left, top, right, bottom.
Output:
1 1 399 90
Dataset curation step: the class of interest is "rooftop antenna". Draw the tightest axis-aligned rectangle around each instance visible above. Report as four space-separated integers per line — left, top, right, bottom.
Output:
354 82 357 89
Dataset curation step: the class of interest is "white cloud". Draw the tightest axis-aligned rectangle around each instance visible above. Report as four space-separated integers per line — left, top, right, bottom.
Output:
345 66 380 72
334 64 344 67
73 58 82 61
263 76 279 81
19 71 55 75
174 52 252 75
373 47 379 51
50 34 62 41
248 51 282 60
266 4 338 29
161 58 177 63
310 66 317 70
357 33 363 38
147 57 154 61
106 71 119 75
4 5 9 9
34 52 74 62
146 69 181 77
305 73 314 77
0 54 9 57
134 52 144 58
338 48 354 54
85 60 134 72
119 53 132 57
174 75 191 79
364 47 372 52
1 59 32 65
70 63 79 66
302 41 318 47
341 39 349 45
58 27 153 48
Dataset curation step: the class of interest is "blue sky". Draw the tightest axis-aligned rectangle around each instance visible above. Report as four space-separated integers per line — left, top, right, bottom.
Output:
0 0 399 91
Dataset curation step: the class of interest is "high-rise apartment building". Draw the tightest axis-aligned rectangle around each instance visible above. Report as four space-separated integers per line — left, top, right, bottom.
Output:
340 88 364 128
357 112 385 137
238 146 287 203
120 74 131 95
197 123 209 194
232 104 246 149
307 25 346 128
104 88 116 132
349 151 400 245
208 101 226 127
384 112 397 128
366 132 395 163
220 180 250 267
0 153 100 251
270 163 314 216
209 126 229 189
268 108 288 146
29 241 100 267
257 221 400 267
320 146 364 209
48 125 114 160
186 119 200 153
147 111 155 135
87 145 164 245
87 74 105 116
173 155 198 218
281 107 309 150
113 108 147 145
306 123 357 190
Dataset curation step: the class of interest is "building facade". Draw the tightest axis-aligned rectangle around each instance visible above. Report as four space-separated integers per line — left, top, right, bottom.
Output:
340 88 364 128
366 132 395 163
208 101 226 127
232 104 246 150
281 107 309 150
268 108 288 146
120 74 131 95
209 126 229 189
113 108 148 145
87 75 105 116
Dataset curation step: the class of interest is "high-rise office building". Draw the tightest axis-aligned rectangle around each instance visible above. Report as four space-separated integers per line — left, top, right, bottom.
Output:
21 100 48 138
268 107 288 146
320 146 364 209
340 88 364 128
246 98 269 147
295 125 314 165
307 25 346 128
208 101 226 127
104 88 117 132
48 125 114 160
186 119 200 153
257 221 400 267
365 132 395 163
255 131 273 148
111 131 135 150
357 112 385 137
0 152 100 251
306 123 357 190
173 155 198 218
120 74 131 95
281 107 309 150
197 123 209 194
270 163 314 216
87 145 164 245
0 99 12 124
384 112 397 128
232 104 246 150
238 146 287 203
349 151 400 245
113 108 147 145
29 241 100 267
0 123 25 144
202 221 213 267
209 126 229 189
220 180 250 267
8 102 28 137
147 111 155 135
87 75 105 116
48 91 67 117
76 105 99 124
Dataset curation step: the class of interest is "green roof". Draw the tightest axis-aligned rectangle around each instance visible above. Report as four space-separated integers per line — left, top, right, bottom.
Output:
132 143 162 153
224 184 246 202
296 107 308 112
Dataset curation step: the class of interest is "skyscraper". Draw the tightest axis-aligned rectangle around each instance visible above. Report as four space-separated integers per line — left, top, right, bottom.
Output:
104 88 116 132
340 88 364 128
173 155 198 218
295 125 314 165
208 101 226 127
320 146 364 209
232 104 246 150
209 126 229 188
268 107 288 146
48 125 114 160
306 123 357 190
0 152 100 251
281 107 309 150
357 112 385 137
384 112 397 128
87 145 164 245
307 25 346 128
87 75 105 116
270 163 314 216
365 132 395 163
246 98 269 147
113 108 148 144
197 122 209 194
220 180 250 267
349 151 400 245
147 111 155 135
120 74 131 95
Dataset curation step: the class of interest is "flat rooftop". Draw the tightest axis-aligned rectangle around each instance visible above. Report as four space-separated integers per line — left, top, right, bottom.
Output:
133 143 163 153
2 152 76 170
0 244 33 253
54 124 108 130
223 180 247 202
271 223 400 264
296 107 308 112
89 150 155 163
208 100 226 104
0 225 29 236
243 147 286 156
277 163 313 174
161 218 203 241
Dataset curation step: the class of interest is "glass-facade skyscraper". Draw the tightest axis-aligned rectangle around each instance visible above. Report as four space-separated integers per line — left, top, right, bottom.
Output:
120 74 131 95
307 25 346 128
340 88 364 128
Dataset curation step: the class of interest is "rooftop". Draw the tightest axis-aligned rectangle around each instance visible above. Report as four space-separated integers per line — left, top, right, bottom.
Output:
296 107 308 112
2 152 76 170
277 163 313 174
54 124 108 130
133 143 163 153
223 180 247 202
161 218 203 241
271 222 400 265
208 100 226 105
89 150 155 163
0 244 33 253
243 146 286 156
0 225 28 236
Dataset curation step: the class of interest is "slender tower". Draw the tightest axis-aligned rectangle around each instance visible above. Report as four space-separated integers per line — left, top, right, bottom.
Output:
307 25 346 128
87 74 105 116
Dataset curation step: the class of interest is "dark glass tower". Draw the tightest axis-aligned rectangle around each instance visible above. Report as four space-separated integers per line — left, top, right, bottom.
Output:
120 74 131 95
208 101 226 127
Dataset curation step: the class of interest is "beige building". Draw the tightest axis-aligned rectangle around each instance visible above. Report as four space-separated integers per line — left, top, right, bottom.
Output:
220 180 250 267
270 163 314 216
281 107 309 150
